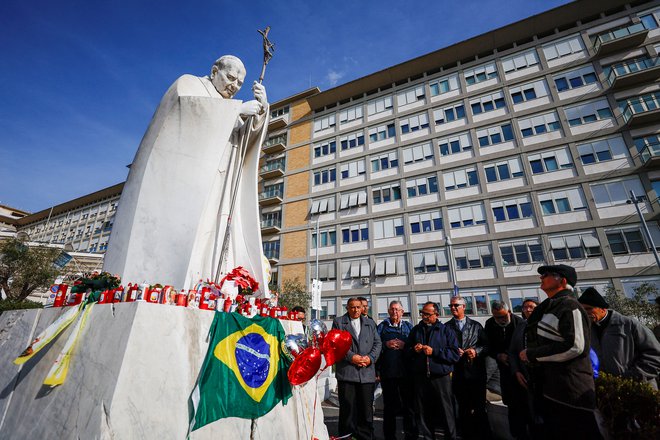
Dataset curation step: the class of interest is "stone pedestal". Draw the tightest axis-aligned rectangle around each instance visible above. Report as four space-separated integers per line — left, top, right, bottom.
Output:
0 304 328 439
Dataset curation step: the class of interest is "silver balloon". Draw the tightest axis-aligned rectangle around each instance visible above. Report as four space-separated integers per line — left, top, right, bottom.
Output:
281 333 308 362
307 319 328 348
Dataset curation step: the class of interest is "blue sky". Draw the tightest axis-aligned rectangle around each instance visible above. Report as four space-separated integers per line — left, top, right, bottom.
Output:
0 0 571 212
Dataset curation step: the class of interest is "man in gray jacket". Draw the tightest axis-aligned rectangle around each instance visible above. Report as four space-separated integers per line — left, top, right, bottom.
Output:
578 287 660 389
332 297 382 440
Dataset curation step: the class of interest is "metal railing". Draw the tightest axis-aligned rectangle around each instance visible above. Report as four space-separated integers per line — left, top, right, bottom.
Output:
260 159 285 173
620 92 660 123
606 57 660 86
259 188 284 200
260 218 282 228
639 141 660 164
593 22 646 52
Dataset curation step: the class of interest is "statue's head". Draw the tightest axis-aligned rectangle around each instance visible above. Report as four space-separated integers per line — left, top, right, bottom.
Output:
210 55 246 99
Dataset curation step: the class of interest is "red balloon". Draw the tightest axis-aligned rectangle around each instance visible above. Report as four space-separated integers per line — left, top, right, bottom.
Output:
287 347 322 386
321 329 352 367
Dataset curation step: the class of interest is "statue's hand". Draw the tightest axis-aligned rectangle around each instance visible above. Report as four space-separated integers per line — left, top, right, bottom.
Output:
240 100 263 116
252 81 268 108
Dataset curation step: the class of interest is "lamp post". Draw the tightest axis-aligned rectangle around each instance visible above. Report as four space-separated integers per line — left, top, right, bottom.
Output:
627 190 660 269
446 237 459 296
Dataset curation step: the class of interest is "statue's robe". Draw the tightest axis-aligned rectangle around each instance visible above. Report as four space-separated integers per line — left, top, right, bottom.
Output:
104 75 270 293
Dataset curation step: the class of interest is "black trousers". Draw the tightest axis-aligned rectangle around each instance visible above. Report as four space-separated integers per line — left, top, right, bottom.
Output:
337 381 375 440
452 376 491 440
539 398 603 440
413 374 456 440
380 377 417 440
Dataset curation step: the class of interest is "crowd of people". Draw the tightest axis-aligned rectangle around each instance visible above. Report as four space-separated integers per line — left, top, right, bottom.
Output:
330 265 660 440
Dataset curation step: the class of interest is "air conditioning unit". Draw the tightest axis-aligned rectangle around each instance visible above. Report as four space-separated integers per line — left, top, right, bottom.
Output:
360 277 370 285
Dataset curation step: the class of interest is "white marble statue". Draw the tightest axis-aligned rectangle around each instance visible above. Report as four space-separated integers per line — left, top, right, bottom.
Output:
103 55 270 294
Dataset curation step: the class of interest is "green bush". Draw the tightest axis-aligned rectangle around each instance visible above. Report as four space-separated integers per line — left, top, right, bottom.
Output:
596 372 660 439
0 298 44 315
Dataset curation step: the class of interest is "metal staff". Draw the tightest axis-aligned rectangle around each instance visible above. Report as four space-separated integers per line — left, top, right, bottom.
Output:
213 27 274 284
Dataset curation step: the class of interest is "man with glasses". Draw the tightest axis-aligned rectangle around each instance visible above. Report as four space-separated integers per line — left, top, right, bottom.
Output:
407 302 460 440
376 300 416 440
446 296 491 439
519 264 602 439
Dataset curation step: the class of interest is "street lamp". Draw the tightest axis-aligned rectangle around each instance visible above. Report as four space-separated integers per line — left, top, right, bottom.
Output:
627 190 660 269
446 237 459 296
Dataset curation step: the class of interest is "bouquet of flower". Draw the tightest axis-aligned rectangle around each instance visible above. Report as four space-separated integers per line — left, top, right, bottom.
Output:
219 266 259 294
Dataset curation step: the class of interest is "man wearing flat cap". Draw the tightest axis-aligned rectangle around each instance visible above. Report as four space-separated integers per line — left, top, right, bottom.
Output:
578 287 660 389
519 264 602 439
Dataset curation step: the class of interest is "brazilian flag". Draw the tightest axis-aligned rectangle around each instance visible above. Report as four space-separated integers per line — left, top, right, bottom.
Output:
189 312 292 431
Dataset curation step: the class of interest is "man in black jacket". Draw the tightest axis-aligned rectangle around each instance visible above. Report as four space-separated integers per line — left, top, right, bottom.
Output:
519 264 602 439
485 300 524 439
446 296 491 439
407 301 460 440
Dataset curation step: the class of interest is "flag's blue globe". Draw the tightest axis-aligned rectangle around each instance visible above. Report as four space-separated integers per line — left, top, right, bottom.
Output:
235 333 270 388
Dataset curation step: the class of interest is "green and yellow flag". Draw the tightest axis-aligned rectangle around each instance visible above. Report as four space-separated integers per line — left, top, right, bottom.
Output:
188 312 292 432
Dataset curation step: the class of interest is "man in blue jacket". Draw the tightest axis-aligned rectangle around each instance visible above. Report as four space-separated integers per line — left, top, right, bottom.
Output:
332 297 382 440
377 300 415 440
407 301 460 440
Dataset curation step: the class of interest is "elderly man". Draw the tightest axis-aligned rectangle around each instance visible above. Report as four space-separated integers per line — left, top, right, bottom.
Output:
520 264 601 439
485 300 524 439
376 300 416 440
332 297 382 440
445 296 490 440
578 287 660 389
407 301 460 440
105 55 270 291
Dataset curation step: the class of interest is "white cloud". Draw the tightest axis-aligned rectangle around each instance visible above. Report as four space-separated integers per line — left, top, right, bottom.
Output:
326 70 344 86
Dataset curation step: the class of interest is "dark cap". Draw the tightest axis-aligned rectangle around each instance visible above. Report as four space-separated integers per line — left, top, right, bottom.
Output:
578 287 609 309
537 264 577 287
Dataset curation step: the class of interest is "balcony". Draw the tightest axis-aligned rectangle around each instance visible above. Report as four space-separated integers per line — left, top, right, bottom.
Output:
263 250 280 264
259 188 284 206
620 92 660 127
639 141 660 169
260 218 282 234
593 22 648 56
607 57 660 89
259 160 285 179
262 137 286 154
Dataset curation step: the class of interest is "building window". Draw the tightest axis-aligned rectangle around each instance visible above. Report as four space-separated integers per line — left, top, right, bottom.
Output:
342 259 370 279
311 262 337 281
261 211 281 227
369 122 396 142
409 210 443 234
443 167 479 191
553 65 598 92
447 203 486 228
464 62 498 85
438 132 472 156
518 112 561 137
528 148 573 174
590 177 645 208
310 196 336 215
454 245 494 269
433 102 466 125
371 151 399 172
501 238 544 266
412 249 449 273
476 123 515 147
372 183 402 204
618 91 660 116
606 228 649 255
429 74 460 96
565 99 613 126
403 142 434 164
341 223 369 243
311 229 337 248
339 131 365 150
313 114 336 132
538 187 586 214
271 106 289 118
340 160 366 179
470 90 506 115
633 134 660 157
339 104 363 124
320 298 337 320
549 232 602 260
510 79 549 104
507 287 545 312
491 196 533 222
400 113 430 133
313 167 337 185
339 191 367 210
484 157 524 183
263 241 280 259
397 84 425 106
367 95 394 116
313 139 337 158
373 217 404 239
542 34 585 61
406 175 438 198
374 257 407 279
501 49 540 74
577 136 627 165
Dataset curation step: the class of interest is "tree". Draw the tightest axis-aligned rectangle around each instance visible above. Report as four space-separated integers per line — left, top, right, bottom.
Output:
276 277 311 311
0 238 61 301
604 283 660 329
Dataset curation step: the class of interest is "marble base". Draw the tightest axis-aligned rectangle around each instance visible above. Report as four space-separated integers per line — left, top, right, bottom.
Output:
0 304 328 440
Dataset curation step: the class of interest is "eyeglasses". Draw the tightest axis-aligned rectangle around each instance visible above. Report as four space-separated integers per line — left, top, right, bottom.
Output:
419 311 436 317
449 304 464 308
